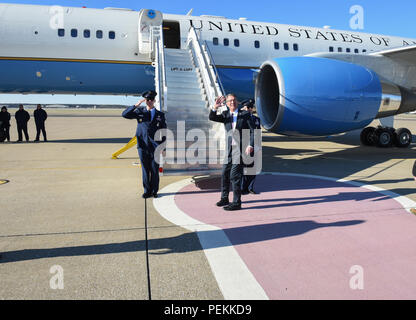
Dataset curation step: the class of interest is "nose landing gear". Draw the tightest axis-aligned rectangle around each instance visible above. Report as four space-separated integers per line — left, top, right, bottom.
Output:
360 126 412 148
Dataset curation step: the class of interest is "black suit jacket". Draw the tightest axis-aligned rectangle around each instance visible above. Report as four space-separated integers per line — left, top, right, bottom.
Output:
209 107 255 156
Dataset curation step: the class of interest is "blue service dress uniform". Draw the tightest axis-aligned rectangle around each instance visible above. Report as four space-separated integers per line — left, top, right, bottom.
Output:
122 105 167 196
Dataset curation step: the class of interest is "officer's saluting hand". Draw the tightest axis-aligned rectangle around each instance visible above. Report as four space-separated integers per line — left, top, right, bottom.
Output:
122 90 167 199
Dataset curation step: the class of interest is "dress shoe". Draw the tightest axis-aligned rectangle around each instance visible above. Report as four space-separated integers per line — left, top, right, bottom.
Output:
223 203 241 211
241 190 249 195
153 193 158 198
216 198 229 207
142 192 152 199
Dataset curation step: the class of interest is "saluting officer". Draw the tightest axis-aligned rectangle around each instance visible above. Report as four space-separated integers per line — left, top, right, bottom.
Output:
240 99 261 195
122 90 167 199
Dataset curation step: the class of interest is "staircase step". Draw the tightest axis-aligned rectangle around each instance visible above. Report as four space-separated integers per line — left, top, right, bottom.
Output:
167 92 206 101
166 100 207 108
168 83 204 92
167 87 204 95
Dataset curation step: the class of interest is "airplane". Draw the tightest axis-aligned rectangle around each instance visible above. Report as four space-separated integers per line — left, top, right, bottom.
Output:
0 2 416 152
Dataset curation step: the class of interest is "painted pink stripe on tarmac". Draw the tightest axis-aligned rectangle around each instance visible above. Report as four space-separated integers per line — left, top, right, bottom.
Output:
174 174 416 299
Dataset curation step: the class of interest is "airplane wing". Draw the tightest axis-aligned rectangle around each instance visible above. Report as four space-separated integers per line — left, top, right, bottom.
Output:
370 45 416 64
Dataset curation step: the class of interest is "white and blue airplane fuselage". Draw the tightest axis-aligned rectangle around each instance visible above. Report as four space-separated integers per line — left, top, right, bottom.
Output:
1 3 416 140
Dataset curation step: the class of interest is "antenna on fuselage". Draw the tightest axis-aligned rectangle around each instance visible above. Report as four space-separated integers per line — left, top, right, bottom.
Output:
187 8 194 16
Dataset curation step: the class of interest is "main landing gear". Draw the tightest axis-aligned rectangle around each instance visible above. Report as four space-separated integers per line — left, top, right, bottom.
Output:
360 126 412 148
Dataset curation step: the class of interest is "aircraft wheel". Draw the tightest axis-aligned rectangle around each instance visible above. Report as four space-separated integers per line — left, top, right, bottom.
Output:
360 127 376 146
375 127 393 148
394 128 412 148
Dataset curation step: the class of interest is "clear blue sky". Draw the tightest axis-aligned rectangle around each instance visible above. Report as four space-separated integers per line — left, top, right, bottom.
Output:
2 0 415 105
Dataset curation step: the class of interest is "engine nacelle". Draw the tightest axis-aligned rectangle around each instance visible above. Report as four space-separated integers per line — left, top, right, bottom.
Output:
255 57 384 136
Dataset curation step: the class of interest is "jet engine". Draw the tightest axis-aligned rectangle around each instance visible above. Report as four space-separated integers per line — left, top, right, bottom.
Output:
255 57 414 147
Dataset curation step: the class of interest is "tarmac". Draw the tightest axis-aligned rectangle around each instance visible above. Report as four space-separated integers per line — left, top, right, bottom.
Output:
1 108 416 300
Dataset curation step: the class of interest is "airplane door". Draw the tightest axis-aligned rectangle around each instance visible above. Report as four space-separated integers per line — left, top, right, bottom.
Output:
163 21 181 49
138 9 163 54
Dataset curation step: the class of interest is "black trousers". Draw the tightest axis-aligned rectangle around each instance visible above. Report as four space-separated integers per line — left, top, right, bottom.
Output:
17 124 29 141
242 174 256 192
221 149 243 205
35 123 47 141
138 148 160 195
1 126 10 141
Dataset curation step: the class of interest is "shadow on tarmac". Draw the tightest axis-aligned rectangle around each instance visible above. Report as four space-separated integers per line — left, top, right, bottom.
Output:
0 219 363 263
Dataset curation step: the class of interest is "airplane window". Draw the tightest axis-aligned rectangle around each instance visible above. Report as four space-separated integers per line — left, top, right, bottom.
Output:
329 46 334 52
338 47 343 52
58 29 65 37
84 30 90 38
254 41 260 48
224 38 229 46
362 49 367 53
284 43 289 50
213 37 219 45
96 30 103 39
346 48 351 53
293 44 299 51
109 31 116 39
274 42 279 50
71 29 78 37
354 49 359 53
234 39 240 47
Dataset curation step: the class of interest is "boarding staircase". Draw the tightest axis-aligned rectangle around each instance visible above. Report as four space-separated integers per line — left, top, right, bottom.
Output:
150 25 226 175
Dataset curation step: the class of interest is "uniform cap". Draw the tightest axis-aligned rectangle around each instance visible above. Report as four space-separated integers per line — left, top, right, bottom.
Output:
241 99 255 108
142 90 157 100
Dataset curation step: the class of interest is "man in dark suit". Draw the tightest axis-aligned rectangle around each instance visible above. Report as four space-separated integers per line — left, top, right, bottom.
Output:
15 104 30 142
240 99 261 195
34 104 48 142
0 106 11 142
122 90 167 199
209 94 254 211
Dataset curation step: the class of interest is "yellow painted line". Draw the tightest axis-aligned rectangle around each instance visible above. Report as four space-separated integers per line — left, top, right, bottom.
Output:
0 56 152 65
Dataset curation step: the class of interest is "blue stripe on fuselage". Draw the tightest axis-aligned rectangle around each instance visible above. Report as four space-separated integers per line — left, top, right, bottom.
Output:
0 58 258 99
0 59 155 95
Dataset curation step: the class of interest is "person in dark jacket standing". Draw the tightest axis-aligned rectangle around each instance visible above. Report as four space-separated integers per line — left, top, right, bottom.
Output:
34 104 48 142
122 90 167 199
0 106 11 142
209 94 255 211
240 99 262 195
15 104 30 142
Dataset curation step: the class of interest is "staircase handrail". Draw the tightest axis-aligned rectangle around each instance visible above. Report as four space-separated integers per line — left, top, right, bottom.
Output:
202 39 226 98
151 25 168 112
187 26 225 107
